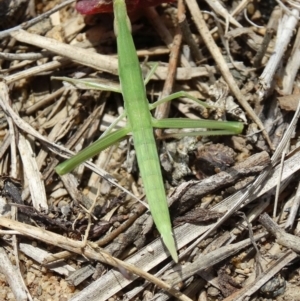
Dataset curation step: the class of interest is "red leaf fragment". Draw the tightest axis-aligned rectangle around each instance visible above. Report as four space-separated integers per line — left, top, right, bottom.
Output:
76 0 175 14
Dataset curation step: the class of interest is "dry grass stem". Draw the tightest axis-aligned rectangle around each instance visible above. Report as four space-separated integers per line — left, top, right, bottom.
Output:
0 247 28 301
0 217 193 301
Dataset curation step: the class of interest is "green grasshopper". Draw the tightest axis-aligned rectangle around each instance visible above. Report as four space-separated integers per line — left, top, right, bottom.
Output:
54 0 243 262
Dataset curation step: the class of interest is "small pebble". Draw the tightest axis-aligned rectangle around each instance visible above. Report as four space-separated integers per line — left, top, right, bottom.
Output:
25 259 33 268
261 274 286 298
231 229 240 235
264 243 271 250
207 286 219 297
61 205 71 217
234 275 246 284
113 221 120 227
26 271 36 285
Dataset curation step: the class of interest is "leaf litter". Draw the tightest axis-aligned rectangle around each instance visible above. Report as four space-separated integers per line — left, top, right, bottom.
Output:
1 0 300 300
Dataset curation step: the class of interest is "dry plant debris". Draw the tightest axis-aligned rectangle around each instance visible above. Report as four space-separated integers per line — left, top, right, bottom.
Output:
1 0 300 300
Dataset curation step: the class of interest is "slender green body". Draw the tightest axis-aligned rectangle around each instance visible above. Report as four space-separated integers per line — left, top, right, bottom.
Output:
55 0 244 262
113 0 177 261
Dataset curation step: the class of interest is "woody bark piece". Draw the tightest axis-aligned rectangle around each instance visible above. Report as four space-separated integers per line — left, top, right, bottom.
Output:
170 151 270 215
259 213 300 253
163 232 266 286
